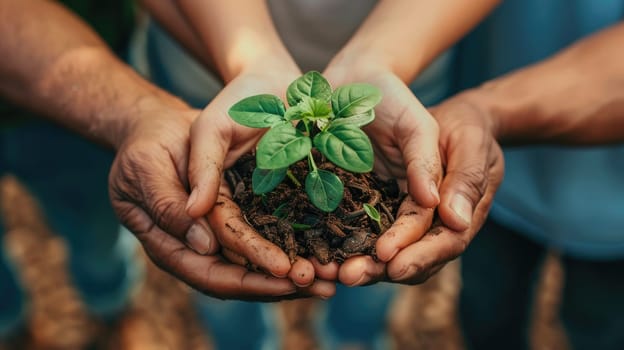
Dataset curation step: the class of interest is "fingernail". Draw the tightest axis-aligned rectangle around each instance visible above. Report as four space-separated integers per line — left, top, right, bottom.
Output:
185 187 198 213
186 223 212 254
271 270 289 279
429 181 440 205
391 264 414 281
348 273 368 287
451 193 472 227
386 248 399 262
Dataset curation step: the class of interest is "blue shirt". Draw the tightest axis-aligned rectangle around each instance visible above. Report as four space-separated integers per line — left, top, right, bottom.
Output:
455 0 624 259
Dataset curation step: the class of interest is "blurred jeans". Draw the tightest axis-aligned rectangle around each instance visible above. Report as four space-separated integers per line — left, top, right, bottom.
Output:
460 219 624 350
0 122 139 336
192 284 397 350
0 238 25 337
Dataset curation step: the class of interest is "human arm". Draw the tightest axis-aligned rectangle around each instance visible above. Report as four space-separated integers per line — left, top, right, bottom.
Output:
458 21 624 145
0 0 334 299
321 0 500 285
372 20 624 286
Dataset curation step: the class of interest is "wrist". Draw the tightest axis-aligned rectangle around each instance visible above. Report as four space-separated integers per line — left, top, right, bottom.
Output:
109 94 194 151
325 49 395 85
445 88 503 140
237 51 300 81
216 37 299 83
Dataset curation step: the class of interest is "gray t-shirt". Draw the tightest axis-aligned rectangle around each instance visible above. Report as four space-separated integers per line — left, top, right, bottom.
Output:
144 0 453 108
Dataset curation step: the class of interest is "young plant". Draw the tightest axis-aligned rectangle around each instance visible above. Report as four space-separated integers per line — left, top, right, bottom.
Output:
363 203 383 231
228 71 381 212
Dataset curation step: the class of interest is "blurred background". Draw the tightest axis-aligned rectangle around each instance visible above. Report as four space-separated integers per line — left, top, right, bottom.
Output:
0 0 601 349
0 174 567 349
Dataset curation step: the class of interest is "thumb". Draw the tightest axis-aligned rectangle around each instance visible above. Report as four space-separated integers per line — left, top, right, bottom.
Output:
437 137 491 232
110 149 218 255
396 104 442 208
186 115 228 218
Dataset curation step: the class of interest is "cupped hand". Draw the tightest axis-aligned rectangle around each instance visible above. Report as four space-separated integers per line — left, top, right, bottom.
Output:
322 67 443 285
184 67 339 287
109 101 335 300
340 88 505 286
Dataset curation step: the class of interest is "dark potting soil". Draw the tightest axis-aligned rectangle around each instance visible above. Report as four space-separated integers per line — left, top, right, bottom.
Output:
226 152 404 264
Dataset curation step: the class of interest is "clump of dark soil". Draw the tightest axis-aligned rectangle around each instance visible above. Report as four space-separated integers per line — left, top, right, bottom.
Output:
227 153 404 264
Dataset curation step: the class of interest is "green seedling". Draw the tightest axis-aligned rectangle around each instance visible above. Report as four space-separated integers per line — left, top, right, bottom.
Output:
363 203 382 231
228 71 382 212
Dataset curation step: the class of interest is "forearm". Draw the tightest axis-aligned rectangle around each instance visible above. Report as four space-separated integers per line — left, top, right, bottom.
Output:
175 0 298 82
139 0 214 70
329 0 500 82
0 0 188 149
463 22 624 145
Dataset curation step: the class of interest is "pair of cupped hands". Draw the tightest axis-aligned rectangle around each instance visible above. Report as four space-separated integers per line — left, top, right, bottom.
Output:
109 62 504 301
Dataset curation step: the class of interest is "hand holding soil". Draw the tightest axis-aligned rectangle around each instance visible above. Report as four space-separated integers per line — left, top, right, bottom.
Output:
109 88 334 301
320 68 444 286
223 71 442 286
184 68 338 294
319 67 503 286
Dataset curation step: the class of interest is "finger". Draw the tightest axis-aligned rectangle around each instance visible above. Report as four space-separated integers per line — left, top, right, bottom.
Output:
289 258 316 287
338 255 386 286
295 279 337 299
437 126 494 231
110 151 218 255
309 257 339 281
375 196 434 262
223 249 332 292
395 100 442 208
131 207 299 300
207 193 291 278
386 227 467 284
186 114 228 219
222 247 248 267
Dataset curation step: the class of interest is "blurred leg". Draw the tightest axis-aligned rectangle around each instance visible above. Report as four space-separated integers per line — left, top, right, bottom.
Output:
323 284 397 349
0 140 26 338
560 257 624 350
196 296 267 350
1 123 139 318
459 219 545 350
0 241 25 338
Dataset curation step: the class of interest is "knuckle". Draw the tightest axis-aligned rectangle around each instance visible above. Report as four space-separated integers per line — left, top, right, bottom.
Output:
450 237 469 258
149 195 184 233
163 246 187 272
452 166 489 202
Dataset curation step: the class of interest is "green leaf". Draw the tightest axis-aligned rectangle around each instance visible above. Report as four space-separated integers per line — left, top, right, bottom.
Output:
272 203 289 218
331 83 382 118
284 104 306 121
313 124 374 173
285 97 331 121
329 109 375 128
228 94 286 128
252 167 287 194
287 71 332 107
305 170 344 212
256 123 312 169
363 203 381 223
304 97 332 118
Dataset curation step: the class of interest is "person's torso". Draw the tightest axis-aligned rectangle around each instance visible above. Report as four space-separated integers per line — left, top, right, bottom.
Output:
145 0 454 108
455 0 624 259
